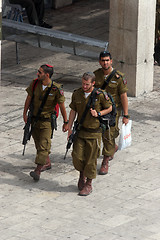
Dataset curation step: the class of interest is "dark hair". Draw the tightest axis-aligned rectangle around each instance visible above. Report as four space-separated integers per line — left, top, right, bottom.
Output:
40 64 54 78
82 72 95 82
99 51 112 60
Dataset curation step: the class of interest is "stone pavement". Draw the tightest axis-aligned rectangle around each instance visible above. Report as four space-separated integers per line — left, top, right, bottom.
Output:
1 0 160 239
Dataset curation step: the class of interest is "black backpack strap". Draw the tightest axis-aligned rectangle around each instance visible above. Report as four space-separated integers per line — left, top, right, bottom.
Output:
91 88 99 110
101 69 116 89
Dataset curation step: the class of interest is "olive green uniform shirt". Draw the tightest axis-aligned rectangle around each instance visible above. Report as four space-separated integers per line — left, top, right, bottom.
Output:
26 79 65 119
69 87 112 139
94 68 128 110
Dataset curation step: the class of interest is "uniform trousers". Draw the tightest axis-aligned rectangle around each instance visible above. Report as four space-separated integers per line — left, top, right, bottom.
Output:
32 121 51 165
72 135 101 179
9 0 44 25
102 110 121 156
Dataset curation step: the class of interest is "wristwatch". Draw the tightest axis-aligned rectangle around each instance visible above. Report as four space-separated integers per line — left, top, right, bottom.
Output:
64 120 69 124
123 115 130 119
97 112 101 117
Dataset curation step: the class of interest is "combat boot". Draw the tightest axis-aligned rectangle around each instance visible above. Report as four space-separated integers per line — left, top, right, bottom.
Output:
99 156 109 175
30 164 43 181
79 178 92 196
41 156 51 172
78 171 86 191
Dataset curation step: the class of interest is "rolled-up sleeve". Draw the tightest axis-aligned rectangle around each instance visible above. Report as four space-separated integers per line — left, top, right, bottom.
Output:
69 92 77 111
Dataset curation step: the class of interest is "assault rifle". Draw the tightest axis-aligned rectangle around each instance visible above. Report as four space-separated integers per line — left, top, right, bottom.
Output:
64 120 79 160
22 103 34 155
22 79 38 155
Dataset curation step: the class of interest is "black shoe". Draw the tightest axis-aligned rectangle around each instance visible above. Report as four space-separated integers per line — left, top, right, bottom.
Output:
40 21 52 29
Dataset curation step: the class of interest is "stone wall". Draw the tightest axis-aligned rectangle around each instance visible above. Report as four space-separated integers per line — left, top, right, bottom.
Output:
109 0 157 97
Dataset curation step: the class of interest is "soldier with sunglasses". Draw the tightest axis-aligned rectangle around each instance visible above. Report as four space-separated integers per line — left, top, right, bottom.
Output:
94 51 129 175
23 64 68 181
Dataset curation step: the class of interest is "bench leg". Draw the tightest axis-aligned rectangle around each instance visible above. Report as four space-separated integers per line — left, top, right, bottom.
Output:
15 42 20 64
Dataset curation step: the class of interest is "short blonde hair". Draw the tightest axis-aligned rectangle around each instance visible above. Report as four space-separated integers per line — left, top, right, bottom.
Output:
82 72 95 82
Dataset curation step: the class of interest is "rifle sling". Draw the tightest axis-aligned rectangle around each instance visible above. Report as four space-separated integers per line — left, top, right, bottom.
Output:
79 88 96 126
32 80 54 126
101 69 116 90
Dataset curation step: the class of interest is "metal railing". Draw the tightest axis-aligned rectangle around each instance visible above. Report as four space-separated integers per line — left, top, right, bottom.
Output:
2 18 108 63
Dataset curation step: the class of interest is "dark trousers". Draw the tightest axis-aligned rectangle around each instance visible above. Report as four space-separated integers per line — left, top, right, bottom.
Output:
9 0 44 25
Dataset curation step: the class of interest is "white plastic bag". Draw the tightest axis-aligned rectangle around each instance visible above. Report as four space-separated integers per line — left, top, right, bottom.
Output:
118 120 132 150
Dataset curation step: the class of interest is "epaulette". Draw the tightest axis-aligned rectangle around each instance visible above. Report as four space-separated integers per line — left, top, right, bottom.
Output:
52 86 58 91
95 88 109 100
95 88 102 95
52 83 58 91
115 72 121 79
116 71 127 85
115 70 124 79
52 81 64 95
103 91 109 100
115 73 120 79
52 81 62 89
115 70 127 84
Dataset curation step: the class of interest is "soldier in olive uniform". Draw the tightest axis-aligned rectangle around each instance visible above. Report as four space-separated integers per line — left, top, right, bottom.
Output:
68 72 112 196
94 51 129 175
23 64 68 181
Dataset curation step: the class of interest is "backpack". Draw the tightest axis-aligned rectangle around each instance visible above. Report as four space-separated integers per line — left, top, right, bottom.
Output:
98 92 117 130
92 89 117 131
